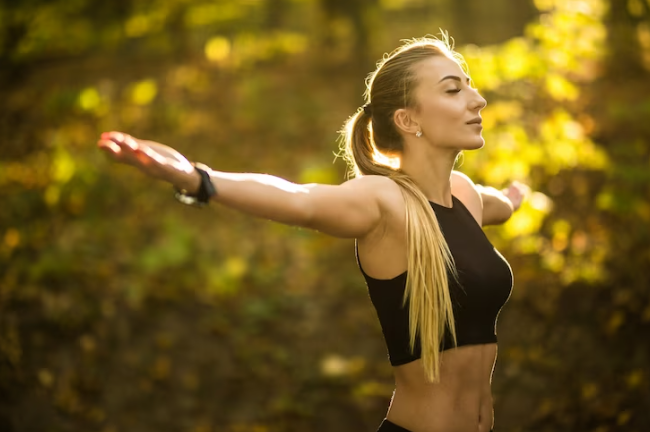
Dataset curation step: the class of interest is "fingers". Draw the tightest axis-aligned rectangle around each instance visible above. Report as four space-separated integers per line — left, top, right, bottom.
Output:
508 182 530 212
512 180 531 195
97 140 127 165
499 183 523 212
505 181 530 201
97 140 121 155
98 132 173 182
100 131 138 152
101 131 130 145
98 132 142 166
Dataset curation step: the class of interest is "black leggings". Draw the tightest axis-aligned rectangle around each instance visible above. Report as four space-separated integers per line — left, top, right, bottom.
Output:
376 418 494 432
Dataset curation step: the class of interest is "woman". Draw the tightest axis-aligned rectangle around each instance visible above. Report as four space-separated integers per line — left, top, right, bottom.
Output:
98 36 526 432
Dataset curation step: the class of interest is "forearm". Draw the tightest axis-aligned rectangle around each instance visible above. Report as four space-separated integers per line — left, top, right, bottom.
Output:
478 185 513 226
170 166 312 226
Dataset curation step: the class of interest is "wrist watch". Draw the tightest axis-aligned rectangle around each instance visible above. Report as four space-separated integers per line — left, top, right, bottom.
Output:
174 162 217 207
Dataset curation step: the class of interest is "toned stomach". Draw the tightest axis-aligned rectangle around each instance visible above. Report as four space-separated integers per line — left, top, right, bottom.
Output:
386 343 498 432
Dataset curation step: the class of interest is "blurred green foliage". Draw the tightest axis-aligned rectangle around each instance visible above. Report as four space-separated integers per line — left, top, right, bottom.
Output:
1 0 649 431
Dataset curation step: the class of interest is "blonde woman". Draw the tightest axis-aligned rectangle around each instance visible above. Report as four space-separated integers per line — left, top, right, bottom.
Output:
98 36 527 432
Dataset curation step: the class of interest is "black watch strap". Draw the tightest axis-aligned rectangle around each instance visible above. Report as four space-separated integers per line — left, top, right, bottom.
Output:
174 162 217 207
194 163 216 204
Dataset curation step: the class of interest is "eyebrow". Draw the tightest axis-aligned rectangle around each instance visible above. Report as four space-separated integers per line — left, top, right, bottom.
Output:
438 75 471 84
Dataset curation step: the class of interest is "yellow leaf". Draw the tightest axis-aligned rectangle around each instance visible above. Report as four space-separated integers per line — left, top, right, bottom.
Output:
546 74 579 101
320 354 348 377
131 79 157 106
581 382 598 400
225 256 248 278
38 369 54 387
625 369 644 389
205 37 231 62
503 202 547 237
52 148 75 184
151 356 171 380
4 228 20 249
617 410 632 425
125 15 151 38
605 311 625 335
78 87 100 110
44 184 60 206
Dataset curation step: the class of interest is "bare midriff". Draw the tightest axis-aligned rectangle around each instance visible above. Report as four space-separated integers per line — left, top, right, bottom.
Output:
386 343 498 432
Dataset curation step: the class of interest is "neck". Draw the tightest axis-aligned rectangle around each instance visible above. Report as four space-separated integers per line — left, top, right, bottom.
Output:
399 142 459 207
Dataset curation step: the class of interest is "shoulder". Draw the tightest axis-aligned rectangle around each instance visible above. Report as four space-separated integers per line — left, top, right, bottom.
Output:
342 173 397 189
342 174 404 203
342 174 406 224
450 170 483 225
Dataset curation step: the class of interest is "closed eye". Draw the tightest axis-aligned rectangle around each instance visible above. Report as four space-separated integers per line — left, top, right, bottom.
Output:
447 88 461 94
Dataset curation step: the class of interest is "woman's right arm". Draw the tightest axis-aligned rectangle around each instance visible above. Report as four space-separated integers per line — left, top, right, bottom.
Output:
97 131 393 239
206 171 392 238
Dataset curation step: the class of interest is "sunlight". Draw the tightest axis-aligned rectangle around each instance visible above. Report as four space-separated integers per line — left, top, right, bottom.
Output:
373 151 401 170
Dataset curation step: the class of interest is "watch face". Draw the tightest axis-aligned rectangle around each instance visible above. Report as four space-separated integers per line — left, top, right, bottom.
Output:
175 191 204 207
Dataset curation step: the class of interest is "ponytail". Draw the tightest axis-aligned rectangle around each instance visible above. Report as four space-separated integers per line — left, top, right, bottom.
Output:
341 103 459 383
343 108 396 178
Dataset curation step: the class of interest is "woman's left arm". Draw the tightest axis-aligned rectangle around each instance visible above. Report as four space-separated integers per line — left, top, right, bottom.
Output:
450 171 528 226
478 181 528 226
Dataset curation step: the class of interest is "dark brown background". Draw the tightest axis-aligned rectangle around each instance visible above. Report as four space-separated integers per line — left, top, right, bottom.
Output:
1 0 649 431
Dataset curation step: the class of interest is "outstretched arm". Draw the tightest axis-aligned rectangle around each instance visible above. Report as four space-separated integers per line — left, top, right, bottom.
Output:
477 185 512 226
478 181 528 226
97 132 394 239
451 171 528 227
477 181 528 226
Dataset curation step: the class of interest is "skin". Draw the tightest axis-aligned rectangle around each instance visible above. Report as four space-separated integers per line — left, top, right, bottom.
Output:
97 54 528 432
355 56 501 432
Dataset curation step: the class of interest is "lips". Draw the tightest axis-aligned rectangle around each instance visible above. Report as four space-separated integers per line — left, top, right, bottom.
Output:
466 117 482 125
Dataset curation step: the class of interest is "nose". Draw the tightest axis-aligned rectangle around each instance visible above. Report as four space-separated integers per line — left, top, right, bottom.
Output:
470 89 487 111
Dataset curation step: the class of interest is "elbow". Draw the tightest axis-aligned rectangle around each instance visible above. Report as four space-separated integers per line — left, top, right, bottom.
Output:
483 201 513 226
496 209 513 225
494 199 514 224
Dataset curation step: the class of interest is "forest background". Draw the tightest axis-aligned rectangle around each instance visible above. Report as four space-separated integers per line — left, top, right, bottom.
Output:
1 0 649 431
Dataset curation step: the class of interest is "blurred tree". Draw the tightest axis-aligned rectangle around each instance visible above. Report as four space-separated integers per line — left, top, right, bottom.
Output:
1 0 649 431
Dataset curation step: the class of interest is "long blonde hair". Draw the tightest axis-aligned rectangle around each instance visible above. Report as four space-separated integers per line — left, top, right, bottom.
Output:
340 35 466 383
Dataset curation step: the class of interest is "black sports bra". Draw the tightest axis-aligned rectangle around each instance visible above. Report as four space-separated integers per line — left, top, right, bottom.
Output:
356 195 513 366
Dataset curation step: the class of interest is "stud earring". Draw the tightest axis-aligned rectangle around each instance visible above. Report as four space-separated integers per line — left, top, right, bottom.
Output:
416 130 422 138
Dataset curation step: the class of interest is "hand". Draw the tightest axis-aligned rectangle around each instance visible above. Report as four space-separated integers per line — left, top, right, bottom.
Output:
501 181 529 212
97 132 197 188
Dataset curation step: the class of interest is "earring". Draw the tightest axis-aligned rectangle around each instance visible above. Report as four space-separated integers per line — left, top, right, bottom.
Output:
416 130 422 138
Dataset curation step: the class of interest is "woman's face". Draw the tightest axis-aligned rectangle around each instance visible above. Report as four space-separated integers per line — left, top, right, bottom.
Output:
410 55 487 150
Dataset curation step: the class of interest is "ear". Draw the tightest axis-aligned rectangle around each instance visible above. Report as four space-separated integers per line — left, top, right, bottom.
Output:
393 108 420 136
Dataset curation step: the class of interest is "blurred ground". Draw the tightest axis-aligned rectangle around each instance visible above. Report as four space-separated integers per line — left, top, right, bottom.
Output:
1 0 649 431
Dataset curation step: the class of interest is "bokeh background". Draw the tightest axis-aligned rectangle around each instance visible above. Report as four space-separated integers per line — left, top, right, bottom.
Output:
1 0 649 431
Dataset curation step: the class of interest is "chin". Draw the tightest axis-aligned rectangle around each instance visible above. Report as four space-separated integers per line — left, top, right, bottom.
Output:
463 137 485 150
